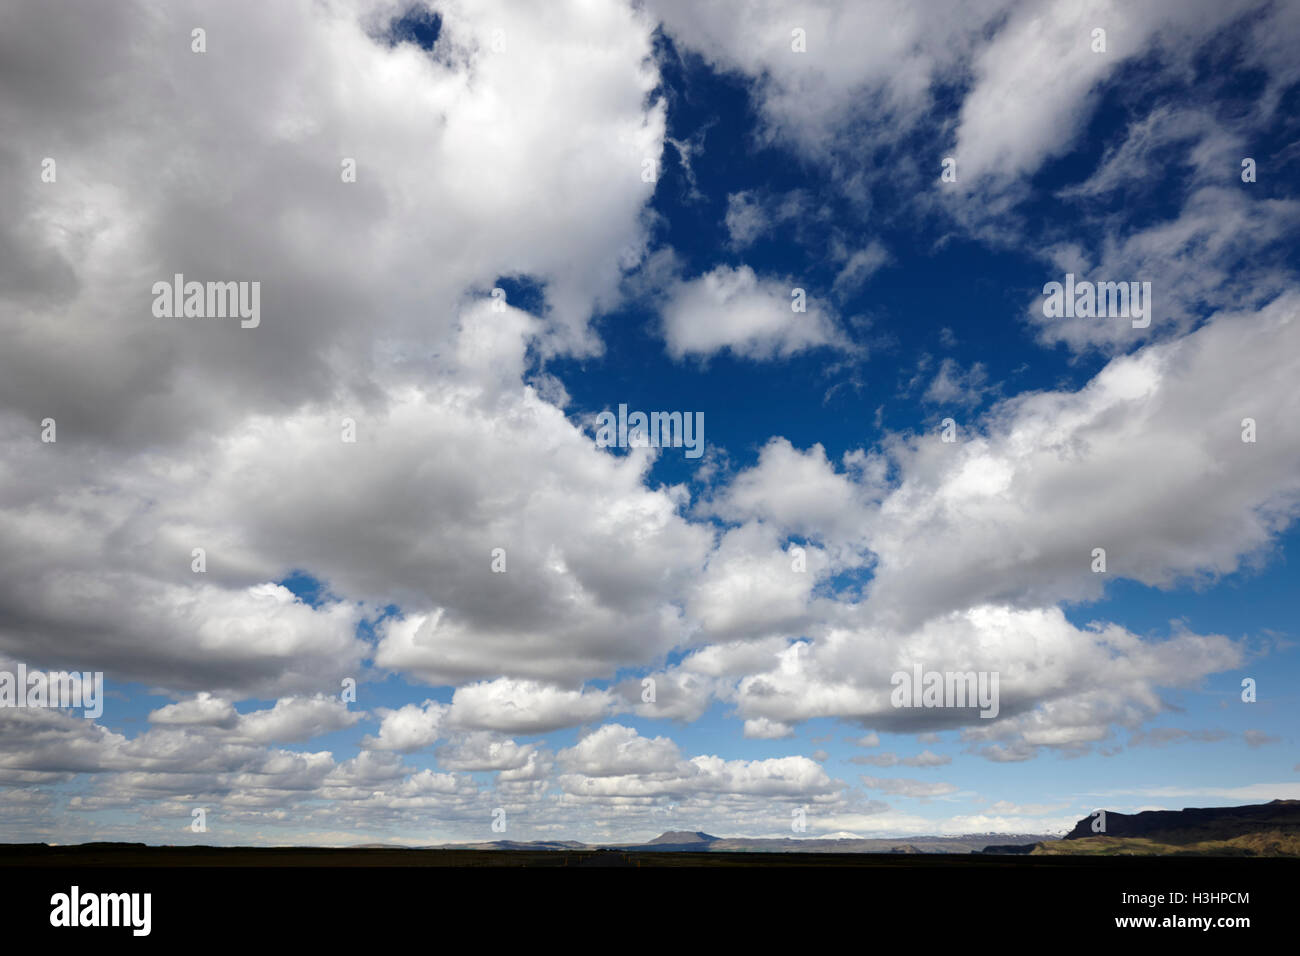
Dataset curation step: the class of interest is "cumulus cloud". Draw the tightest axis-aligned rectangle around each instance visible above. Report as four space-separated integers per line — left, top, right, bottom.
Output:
149 693 239 730
685 522 828 643
863 292 1300 629
559 724 682 776
0 0 686 700
234 696 361 744
660 265 843 360
436 732 546 772
652 0 1010 160
446 679 617 735
727 604 1240 751
362 701 448 753
557 725 839 800
1 0 666 439
743 718 795 740
705 438 874 549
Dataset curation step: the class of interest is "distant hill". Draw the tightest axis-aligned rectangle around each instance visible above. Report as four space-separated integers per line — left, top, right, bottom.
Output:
431 831 1052 854
432 839 588 851
645 831 717 846
986 800 1300 857
1060 799 1300 842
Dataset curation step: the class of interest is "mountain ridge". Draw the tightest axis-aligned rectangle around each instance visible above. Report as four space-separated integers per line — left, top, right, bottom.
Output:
984 800 1300 856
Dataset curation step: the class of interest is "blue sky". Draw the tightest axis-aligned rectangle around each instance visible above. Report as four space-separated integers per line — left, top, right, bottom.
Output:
1 0 1298 846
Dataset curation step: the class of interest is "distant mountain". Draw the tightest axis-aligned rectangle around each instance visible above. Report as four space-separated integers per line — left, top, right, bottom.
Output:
645 831 717 845
986 800 1300 856
428 831 1053 854
1060 799 1300 842
433 839 588 851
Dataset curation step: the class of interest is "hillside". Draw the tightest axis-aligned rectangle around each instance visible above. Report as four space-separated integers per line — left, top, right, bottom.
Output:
994 800 1300 857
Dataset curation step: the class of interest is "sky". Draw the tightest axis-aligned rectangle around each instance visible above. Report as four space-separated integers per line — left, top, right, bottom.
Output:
0 0 1298 847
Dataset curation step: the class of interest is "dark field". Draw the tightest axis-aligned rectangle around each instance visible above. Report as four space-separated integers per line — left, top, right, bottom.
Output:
4 844 1288 941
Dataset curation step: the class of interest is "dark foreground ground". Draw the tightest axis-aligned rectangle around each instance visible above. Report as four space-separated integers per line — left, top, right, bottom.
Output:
2 844 1290 941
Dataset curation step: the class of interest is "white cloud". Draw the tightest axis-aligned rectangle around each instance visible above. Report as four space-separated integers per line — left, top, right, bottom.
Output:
652 0 1010 160
865 292 1300 628
234 696 361 744
685 522 827 642
660 266 843 360
149 693 239 729
743 718 794 740
362 701 448 753
923 359 991 408
706 438 875 551
728 604 1240 751
724 191 770 247
446 679 616 735
622 668 717 722
1030 189 1300 353
558 727 838 799
436 732 545 772
558 724 682 776
832 242 890 298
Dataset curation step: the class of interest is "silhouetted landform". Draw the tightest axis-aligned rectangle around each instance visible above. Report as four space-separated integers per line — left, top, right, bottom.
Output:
430 839 588 852
1 833 1051 868
982 800 1300 856
434 831 1051 854
646 830 715 845
6 837 1300 870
